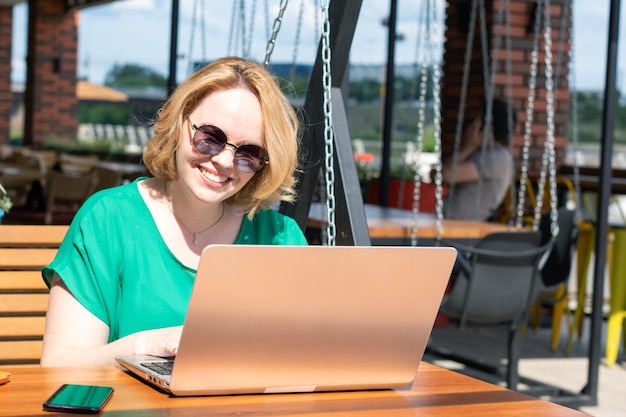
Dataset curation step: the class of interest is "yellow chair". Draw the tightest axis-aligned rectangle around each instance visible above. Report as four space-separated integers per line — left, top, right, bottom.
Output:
565 220 595 351
566 192 626 366
606 220 626 367
566 192 606 355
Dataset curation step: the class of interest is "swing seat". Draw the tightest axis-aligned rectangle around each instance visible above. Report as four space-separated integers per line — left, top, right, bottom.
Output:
431 231 550 390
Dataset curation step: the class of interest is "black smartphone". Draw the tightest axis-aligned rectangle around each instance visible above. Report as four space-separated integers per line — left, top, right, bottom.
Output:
43 384 114 414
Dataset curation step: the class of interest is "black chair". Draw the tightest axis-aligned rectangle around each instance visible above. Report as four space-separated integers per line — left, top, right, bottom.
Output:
432 231 551 390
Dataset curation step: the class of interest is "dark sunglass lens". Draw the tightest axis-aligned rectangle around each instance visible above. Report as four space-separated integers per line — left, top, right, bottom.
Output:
236 144 266 161
234 145 267 173
193 125 226 156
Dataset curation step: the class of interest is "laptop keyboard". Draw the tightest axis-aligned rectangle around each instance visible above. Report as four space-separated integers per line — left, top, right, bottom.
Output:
141 361 174 376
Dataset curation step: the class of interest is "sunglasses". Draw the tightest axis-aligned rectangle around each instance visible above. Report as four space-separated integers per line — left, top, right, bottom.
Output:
189 121 269 173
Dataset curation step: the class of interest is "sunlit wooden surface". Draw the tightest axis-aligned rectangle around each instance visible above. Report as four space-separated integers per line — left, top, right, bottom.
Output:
0 225 68 248
0 363 589 416
308 203 516 241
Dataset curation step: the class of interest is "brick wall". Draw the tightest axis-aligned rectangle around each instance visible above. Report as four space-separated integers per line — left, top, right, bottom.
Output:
23 0 78 146
441 0 571 177
0 7 11 144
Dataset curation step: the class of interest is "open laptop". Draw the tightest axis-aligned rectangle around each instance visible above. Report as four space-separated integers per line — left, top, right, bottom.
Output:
116 244 457 396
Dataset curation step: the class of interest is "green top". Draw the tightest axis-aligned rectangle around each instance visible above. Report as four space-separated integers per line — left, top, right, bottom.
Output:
42 179 307 342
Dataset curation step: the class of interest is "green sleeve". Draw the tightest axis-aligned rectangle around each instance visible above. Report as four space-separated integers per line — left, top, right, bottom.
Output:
42 180 194 342
42 180 306 343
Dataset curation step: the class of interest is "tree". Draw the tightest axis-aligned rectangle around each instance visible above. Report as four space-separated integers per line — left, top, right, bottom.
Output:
349 79 383 103
104 64 167 88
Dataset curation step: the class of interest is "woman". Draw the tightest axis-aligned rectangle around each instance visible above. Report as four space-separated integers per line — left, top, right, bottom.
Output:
441 97 516 221
40 57 308 367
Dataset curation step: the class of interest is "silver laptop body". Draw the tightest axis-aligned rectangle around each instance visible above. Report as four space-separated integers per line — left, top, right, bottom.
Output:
116 244 456 396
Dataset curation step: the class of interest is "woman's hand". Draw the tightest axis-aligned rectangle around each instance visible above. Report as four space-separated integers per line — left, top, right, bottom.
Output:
133 326 183 357
442 117 484 184
461 117 483 154
41 275 184 367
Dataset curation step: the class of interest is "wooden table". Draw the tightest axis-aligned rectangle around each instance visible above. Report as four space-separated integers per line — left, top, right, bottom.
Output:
0 364 589 416
560 165 626 195
308 203 517 245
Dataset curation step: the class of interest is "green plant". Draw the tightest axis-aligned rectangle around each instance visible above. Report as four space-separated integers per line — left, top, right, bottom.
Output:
389 160 422 181
0 182 13 214
353 151 423 183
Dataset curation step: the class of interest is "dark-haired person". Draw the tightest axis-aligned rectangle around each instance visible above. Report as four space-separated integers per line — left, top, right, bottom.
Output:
40 57 307 367
442 98 517 221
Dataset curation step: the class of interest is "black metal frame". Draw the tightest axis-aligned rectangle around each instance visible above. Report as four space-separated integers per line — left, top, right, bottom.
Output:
278 0 370 247
277 0 621 406
276 0 621 408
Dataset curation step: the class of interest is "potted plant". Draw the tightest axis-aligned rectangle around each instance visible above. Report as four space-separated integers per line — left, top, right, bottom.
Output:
355 152 446 213
353 151 378 195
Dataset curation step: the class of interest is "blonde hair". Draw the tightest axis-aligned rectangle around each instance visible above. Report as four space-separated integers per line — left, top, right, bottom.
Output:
143 57 301 218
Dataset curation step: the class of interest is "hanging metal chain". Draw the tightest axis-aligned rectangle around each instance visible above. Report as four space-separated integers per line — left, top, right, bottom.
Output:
187 0 207 74
262 0 289 67
239 0 247 57
408 0 427 103
411 61 428 246
199 0 207 62
320 0 336 246
289 0 306 84
431 62 444 241
410 0 444 245
264 0 270 42
532 0 559 235
245 0 258 58
227 0 238 56
478 0 491 96
516 0 544 229
430 0 445 240
409 0 429 245
566 0 582 211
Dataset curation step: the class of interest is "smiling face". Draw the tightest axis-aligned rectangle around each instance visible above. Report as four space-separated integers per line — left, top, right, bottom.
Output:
175 88 264 205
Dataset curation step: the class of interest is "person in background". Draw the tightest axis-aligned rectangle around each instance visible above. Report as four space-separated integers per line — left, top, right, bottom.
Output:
442 97 517 221
40 57 307 367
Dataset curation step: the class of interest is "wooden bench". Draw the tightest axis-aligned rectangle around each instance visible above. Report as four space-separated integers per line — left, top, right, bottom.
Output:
0 225 68 365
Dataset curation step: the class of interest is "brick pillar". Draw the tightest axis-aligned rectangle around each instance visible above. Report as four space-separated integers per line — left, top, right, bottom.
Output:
441 0 571 176
23 0 78 147
0 7 12 145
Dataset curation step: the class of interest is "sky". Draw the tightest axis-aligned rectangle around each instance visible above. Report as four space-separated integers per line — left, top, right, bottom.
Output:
9 0 626 93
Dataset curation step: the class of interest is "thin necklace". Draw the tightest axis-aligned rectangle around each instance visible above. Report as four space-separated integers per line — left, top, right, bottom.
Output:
165 182 225 245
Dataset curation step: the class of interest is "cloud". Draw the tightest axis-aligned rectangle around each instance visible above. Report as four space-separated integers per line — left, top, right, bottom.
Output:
110 0 156 11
